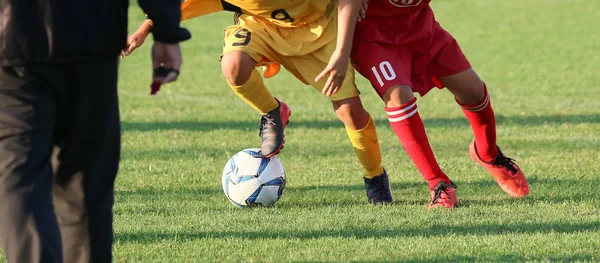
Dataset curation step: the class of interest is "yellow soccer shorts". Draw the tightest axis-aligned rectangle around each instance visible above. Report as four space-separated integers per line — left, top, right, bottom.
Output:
221 14 359 101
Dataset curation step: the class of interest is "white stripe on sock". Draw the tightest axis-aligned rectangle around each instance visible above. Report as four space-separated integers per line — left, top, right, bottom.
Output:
386 101 417 116
388 106 418 122
466 94 490 112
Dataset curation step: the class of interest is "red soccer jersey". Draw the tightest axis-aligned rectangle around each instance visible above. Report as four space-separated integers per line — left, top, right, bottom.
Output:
366 0 431 17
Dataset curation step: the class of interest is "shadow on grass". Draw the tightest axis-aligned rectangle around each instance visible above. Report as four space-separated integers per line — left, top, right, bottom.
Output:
116 177 596 208
115 220 600 242
117 187 223 198
347 254 597 263
277 177 596 208
122 113 600 132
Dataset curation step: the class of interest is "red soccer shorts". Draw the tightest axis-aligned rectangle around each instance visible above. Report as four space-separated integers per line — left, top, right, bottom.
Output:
351 6 472 97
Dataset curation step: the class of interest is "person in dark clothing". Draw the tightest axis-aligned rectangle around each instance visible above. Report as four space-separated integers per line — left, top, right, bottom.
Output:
0 0 191 262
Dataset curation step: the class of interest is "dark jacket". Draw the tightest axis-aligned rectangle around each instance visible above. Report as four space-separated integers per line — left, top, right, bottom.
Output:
0 0 191 66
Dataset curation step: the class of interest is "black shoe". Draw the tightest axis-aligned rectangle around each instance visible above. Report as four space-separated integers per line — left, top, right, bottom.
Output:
364 169 393 204
258 99 291 158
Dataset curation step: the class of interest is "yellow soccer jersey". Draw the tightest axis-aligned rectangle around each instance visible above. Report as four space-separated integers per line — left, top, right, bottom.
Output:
179 0 336 28
180 0 226 20
226 0 334 28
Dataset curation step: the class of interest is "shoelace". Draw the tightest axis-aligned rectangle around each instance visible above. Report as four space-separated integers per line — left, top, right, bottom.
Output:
258 115 276 138
430 186 449 206
494 155 518 174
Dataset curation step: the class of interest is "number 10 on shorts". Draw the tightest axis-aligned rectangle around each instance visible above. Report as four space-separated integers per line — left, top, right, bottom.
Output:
371 61 396 87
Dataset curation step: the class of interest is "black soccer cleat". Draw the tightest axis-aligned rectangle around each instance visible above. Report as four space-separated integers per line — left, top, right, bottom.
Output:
258 99 291 158
364 169 393 205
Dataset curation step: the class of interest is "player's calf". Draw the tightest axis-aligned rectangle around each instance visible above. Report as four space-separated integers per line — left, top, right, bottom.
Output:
221 51 286 157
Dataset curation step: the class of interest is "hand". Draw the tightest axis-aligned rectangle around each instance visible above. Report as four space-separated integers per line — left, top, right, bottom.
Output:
149 42 183 95
121 32 148 58
358 0 368 22
315 51 349 97
121 22 152 58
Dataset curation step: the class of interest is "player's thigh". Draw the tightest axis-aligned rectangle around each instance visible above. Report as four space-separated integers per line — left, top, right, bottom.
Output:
284 45 374 128
282 42 359 102
352 43 413 99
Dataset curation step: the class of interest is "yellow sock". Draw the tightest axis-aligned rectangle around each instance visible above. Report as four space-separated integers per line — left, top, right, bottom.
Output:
345 115 384 179
229 69 279 114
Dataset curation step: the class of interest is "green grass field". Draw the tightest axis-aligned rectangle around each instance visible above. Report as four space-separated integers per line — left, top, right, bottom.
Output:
2 0 600 262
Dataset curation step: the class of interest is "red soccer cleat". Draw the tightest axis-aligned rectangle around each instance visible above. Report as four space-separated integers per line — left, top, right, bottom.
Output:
469 140 529 198
427 180 457 209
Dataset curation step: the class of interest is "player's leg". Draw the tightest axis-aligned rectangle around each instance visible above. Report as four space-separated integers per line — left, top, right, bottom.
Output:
221 22 290 158
52 59 121 262
331 96 392 205
0 66 63 262
352 43 457 209
430 25 529 198
383 85 457 209
221 50 278 114
438 69 529 198
438 69 496 159
285 46 390 204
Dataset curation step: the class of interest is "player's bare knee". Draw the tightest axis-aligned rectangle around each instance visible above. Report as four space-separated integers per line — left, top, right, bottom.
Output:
332 97 369 129
383 84 414 108
442 69 485 104
450 79 485 104
221 51 255 86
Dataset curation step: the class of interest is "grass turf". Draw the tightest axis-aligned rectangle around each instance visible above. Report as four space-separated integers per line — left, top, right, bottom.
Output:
2 0 599 262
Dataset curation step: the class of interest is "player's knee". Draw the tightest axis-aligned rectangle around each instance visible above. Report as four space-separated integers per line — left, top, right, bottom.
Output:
462 78 486 104
383 84 414 108
221 51 255 86
443 69 485 104
451 78 485 104
332 97 369 129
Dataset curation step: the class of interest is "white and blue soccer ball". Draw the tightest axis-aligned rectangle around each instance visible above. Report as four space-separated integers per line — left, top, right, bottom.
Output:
221 148 286 208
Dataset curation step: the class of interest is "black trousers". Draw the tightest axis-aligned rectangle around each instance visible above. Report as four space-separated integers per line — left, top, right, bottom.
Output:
0 59 121 263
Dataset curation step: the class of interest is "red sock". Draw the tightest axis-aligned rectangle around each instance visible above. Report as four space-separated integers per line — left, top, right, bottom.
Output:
386 98 451 190
456 84 499 162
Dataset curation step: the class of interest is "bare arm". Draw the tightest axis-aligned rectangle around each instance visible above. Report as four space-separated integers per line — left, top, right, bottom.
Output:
315 0 363 96
335 0 362 58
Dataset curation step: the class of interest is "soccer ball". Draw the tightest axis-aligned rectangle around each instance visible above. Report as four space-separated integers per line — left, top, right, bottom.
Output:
221 148 286 208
